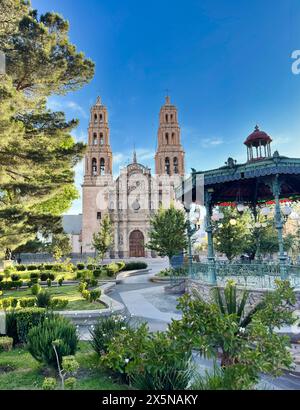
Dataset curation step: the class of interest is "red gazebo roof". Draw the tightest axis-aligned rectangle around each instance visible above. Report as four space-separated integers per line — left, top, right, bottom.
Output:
244 125 272 147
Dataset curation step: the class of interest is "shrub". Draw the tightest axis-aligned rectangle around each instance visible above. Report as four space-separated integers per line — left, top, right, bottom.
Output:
86 264 96 271
89 289 101 302
130 332 192 390
11 298 18 309
58 277 64 286
76 270 92 280
27 265 38 271
30 272 40 284
42 377 57 390
78 282 87 293
123 262 147 271
50 298 69 310
4 266 15 278
40 272 50 281
93 269 102 278
101 323 149 379
0 337 13 352
37 264 45 271
117 261 126 271
52 263 63 272
81 290 90 301
19 297 36 308
0 298 12 310
0 280 23 291
65 377 77 390
106 263 120 277
6 308 46 344
88 278 98 288
36 290 52 308
11 274 20 281
47 279 52 287
16 264 26 272
31 283 41 296
90 315 130 355
44 264 54 271
27 315 78 367
0 275 3 282
77 263 85 271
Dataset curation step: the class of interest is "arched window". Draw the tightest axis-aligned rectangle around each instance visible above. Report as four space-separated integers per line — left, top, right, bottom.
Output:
100 158 105 175
94 114 98 123
171 114 173 121
100 113 103 122
165 133 169 144
93 133 97 145
174 157 179 174
172 133 175 142
92 158 97 176
165 157 170 175
100 133 104 145
165 114 169 122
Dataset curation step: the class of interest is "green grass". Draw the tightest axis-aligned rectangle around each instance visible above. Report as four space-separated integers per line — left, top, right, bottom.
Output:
0 342 128 390
0 285 105 311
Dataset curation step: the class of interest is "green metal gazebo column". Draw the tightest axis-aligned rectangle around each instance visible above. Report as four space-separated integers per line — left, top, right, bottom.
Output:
272 175 287 280
205 190 217 284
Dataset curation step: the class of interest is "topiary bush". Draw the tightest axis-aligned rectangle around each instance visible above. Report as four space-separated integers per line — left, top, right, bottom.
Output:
50 298 69 310
0 336 13 352
122 262 148 271
90 315 130 355
0 280 23 291
77 263 85 271
31 283 41 296
89 289 101 302
27 265 38 271
11 274 20 281
19 297 36 308
106 263 120 277
42 377 57 390
15 264 26 272
6 308 46 344
27 315 78 367
36 290 52 308
93 269 102 278
44 264 54 271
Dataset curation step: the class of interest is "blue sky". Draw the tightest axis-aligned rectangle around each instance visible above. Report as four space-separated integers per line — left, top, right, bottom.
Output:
32 0 300 214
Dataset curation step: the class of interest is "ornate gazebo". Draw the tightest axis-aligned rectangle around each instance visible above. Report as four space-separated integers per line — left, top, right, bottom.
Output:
176 126 300 288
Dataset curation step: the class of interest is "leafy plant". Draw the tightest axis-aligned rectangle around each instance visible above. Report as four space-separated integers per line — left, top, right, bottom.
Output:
31 283 41 296
36 290 52 308
42 377 57 390
27 315 78 367
90 315 130 355
0 336 13 352
6 308 46 344
89 289 101 302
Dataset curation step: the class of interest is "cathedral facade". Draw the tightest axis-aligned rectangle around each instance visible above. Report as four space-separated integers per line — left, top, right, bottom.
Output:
80 96 185 258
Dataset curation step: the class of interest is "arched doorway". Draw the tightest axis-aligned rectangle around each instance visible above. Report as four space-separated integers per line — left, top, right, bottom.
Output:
129 230 145 257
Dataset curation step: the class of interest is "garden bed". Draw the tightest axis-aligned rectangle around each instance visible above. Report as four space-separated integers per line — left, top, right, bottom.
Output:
0 341 128 390
0 285 106 311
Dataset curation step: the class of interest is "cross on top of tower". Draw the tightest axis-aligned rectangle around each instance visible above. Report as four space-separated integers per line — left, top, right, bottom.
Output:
95 96 101 105
164 89 171 105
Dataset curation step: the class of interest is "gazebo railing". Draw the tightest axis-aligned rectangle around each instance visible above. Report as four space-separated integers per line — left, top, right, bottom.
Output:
185 262 300 289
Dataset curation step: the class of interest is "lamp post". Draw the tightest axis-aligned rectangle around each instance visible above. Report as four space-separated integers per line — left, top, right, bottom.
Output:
184 203 201 279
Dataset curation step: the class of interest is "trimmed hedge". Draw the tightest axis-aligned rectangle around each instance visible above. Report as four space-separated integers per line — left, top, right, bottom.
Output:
122 261 148 271
0 336 13 352
27 265 38 271
15 265 26 272
6 308 46 344
0 280 23 291
77 263 85 271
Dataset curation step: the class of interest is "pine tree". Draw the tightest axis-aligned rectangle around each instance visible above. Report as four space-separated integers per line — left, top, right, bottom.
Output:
92 215 114 264
0 1 95 258
146 205 188 264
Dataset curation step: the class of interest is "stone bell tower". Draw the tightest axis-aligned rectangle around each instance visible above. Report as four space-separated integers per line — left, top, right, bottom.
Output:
155 95 185 176
82 97 114 253
84 96 112 183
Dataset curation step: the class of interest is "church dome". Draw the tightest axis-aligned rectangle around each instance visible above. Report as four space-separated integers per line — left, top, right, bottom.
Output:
244 125 272 147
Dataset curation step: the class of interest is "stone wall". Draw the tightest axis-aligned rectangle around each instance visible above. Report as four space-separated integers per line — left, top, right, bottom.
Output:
187 279 300 313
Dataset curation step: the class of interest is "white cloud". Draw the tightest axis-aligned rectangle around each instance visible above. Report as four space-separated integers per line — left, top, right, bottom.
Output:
200 137 224 147
47 97 88 119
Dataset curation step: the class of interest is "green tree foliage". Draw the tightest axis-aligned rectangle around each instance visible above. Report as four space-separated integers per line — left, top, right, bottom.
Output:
146 205 188 263
92 215 113 263
0 1 95 257
213 207 250 261
169 280 296 389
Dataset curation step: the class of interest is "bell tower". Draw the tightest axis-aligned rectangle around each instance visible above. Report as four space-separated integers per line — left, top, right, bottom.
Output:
155 95 185 176
84 96 112 182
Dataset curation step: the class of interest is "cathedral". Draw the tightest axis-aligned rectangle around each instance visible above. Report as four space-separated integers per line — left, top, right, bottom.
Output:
66 96 186 258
